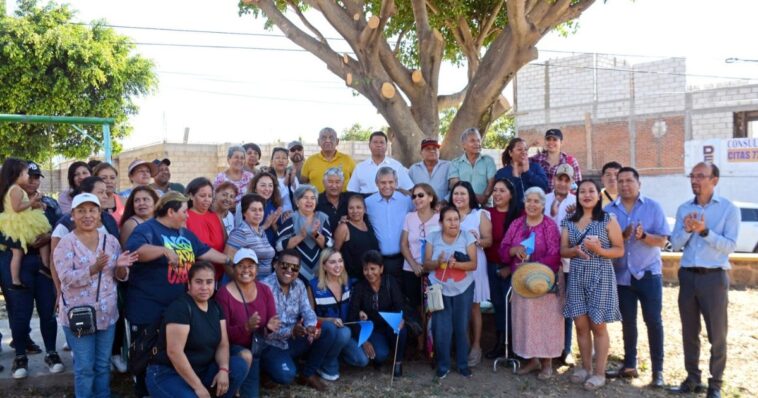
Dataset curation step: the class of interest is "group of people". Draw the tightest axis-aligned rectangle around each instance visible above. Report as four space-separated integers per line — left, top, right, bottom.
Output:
0 126 738 398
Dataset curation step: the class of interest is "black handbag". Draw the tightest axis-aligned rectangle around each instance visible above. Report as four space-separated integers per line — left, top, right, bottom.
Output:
234 281 266 357
63 237 106 337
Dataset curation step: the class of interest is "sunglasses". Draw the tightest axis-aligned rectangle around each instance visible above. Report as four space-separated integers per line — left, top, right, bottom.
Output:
278 261 300 272
289 147 303 152
412 192 426 199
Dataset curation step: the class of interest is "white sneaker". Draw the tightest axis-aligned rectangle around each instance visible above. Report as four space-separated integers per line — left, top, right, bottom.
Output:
317 368 340 381
111 355 128 373
12 356 28 379
45 352 65 374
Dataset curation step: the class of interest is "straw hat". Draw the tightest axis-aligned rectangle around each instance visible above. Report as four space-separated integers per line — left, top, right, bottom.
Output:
512 262 556 299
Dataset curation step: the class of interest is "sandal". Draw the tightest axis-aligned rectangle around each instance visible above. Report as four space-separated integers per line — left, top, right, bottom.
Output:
584 375 606 391
517 359 541 375
570 368 589 384
537 367 553 381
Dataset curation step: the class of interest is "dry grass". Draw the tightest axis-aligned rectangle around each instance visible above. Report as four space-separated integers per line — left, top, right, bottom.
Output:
7 285 758 397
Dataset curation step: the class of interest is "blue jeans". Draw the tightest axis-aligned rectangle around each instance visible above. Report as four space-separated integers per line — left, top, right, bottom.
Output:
366 326 407 365
0 250 58 356
63 324 116 398
563 272 573 354
231 345 259 398
321 323 369 375
340 335 370 369
618 272 664 372
260 321 338 384
146 356 248 398
432 282 474 374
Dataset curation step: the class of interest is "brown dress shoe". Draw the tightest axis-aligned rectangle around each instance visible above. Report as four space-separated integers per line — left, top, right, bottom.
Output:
298 374 327 392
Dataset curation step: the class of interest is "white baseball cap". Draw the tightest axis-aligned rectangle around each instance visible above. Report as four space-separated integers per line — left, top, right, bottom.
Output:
233 248 258 265
71 193 100 209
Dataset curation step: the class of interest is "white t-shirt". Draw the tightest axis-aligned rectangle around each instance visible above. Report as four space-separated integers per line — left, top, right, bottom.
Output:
347 157 414 194
545 192 576 272
402 212 440 272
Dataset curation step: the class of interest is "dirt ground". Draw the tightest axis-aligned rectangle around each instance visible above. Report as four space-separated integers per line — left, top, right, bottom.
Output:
6 285 758 397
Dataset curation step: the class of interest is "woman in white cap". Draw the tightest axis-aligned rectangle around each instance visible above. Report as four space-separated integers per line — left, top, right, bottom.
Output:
499 187 562 380
215 248 279 398
54 193 138 397
119 159 157 200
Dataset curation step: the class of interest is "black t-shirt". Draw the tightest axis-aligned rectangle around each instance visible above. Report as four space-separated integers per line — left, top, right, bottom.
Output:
154 293 224 375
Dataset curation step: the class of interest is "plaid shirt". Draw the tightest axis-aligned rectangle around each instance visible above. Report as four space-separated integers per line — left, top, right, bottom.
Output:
530 151 582 192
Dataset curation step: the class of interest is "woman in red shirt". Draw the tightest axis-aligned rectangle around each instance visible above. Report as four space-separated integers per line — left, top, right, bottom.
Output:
186 177 227 282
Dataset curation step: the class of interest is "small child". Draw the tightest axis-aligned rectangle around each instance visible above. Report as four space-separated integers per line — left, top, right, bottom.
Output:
0 158 52 290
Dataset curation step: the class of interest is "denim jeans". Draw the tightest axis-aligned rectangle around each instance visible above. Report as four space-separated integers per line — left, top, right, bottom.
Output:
260 321 338 384
321 323 368 375
0 250 58 356
432 282 474 374
63 324 116 398
231 345 259 398
366 326 407 365
563 272 573 355
146 355 248 398
617 272 664 372
340 335 370 369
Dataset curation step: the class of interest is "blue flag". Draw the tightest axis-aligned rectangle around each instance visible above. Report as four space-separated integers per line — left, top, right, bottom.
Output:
379 311 403 334
356 321 374 346
521 231 536 256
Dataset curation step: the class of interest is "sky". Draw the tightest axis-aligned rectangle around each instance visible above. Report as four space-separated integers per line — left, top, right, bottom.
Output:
7 0 758 151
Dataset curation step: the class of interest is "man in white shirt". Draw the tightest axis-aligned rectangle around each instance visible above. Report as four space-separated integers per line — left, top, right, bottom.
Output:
544 163 576 366
347 131 413 194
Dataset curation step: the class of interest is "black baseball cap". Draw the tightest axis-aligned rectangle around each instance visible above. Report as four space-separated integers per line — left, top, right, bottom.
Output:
27 161 44 178
545 129 563 140
153 158 171 166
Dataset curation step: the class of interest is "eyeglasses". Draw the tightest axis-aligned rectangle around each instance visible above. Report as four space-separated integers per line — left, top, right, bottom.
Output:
412 193 426 199
688 174 713 181
278 261 300 272
289 147 303 152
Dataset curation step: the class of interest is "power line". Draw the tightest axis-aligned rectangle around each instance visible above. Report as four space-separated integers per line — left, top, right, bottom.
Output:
75 22 346 41
134 42 308 52
164 86 369 106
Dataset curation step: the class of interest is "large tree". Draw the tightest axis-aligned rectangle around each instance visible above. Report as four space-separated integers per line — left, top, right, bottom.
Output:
241 0 595 163
0 0 157 161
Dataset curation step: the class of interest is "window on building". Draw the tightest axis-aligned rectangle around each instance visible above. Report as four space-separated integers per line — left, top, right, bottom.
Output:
734 110 758 138
740 207 758 223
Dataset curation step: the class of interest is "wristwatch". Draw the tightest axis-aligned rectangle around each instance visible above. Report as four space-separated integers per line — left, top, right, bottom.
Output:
699 228 709 237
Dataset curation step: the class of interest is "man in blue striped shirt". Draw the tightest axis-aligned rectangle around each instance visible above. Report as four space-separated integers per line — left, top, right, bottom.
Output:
669 162 740 398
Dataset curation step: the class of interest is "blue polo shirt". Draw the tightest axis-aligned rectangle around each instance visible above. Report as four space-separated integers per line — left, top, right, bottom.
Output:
448 153 496 196
409 160 451 202
365 191 413 256
670 195 740 269
605 195 670 285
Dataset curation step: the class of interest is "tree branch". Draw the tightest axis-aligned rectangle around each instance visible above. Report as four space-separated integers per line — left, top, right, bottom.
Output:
507 0 531 39
540 0 596 32
475 0 505 49
438 88 467 110
287 0 327 44
393 27 409 55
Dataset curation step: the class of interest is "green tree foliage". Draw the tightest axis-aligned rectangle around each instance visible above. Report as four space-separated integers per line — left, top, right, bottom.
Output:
439 108 515 149
340 123 385 141
0 0 157 161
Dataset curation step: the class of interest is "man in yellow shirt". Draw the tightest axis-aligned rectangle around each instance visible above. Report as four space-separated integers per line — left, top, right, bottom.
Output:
300 127 356 192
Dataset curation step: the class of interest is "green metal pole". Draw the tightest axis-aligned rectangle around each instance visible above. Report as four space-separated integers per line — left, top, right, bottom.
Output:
0 114 115 124
103 124 112 163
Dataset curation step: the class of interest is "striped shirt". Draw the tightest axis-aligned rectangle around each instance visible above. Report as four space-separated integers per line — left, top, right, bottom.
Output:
227 222 276 279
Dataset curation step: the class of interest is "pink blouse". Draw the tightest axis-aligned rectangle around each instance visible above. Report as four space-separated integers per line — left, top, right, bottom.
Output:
54 231 126 330
499 215 561 273
214 171 254 203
